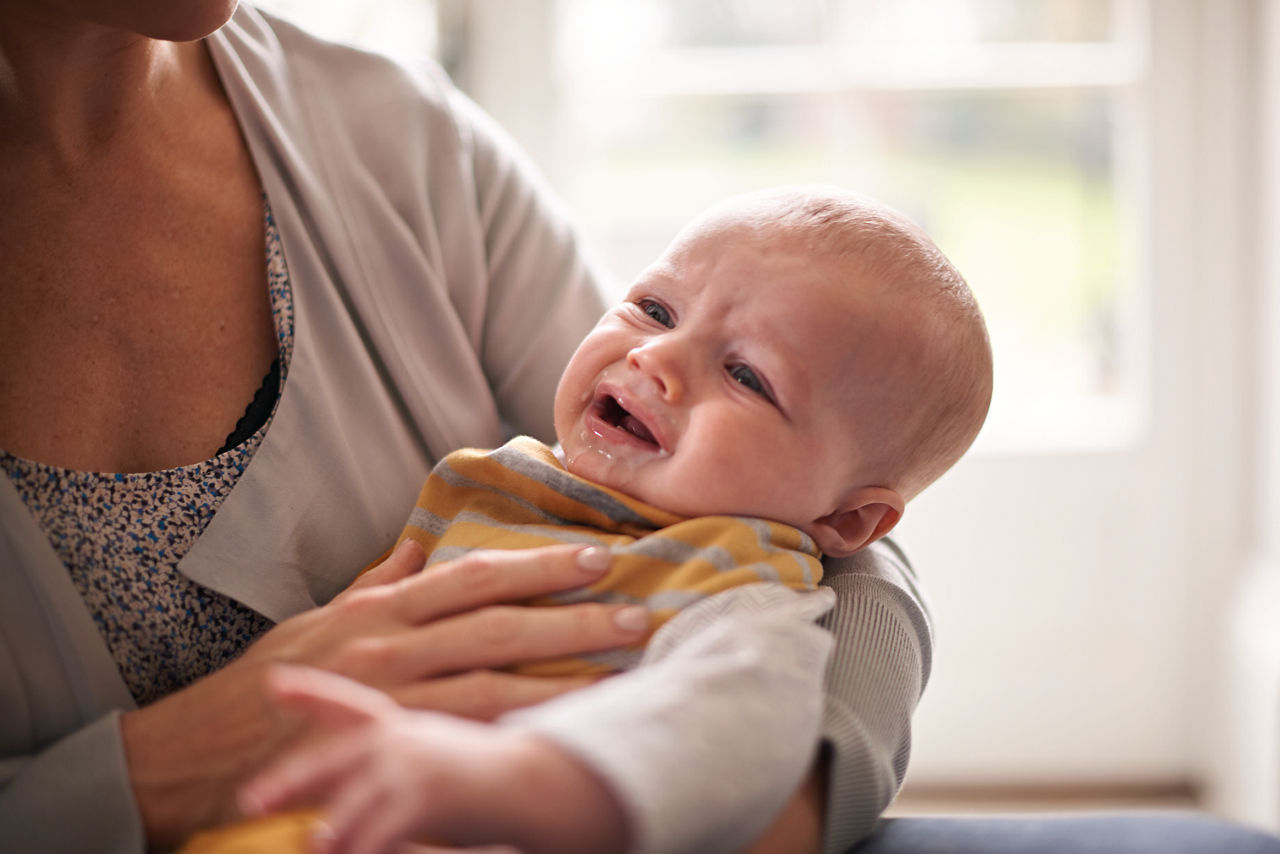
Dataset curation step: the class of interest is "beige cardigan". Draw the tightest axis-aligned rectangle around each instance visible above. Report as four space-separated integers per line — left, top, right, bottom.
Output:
0 7 932 852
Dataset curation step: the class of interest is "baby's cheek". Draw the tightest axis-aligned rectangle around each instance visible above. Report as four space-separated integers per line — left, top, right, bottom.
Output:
689 452 766 513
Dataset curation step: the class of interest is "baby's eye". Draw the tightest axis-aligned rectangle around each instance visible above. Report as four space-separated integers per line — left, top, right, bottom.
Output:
637 298 674 328
728 363 771 401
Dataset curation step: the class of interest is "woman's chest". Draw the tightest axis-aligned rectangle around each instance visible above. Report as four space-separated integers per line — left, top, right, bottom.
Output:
0 168 276 472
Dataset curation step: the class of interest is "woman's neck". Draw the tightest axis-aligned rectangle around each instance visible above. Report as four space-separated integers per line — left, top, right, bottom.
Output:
0 9 209 167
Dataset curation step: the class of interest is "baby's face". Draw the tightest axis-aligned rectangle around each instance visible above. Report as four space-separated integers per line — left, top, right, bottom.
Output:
554 216 898 538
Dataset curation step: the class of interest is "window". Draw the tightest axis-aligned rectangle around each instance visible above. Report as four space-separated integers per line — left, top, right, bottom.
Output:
237 0 1253 790
545 0 1149 452
251 0 1149 451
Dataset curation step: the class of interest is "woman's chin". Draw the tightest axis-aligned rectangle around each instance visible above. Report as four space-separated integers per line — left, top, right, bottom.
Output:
133 0 241 42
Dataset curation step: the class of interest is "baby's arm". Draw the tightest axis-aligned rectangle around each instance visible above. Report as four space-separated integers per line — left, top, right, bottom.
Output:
241 666 628 854
505 543 933 854
242 584 834 854
504 583 835 854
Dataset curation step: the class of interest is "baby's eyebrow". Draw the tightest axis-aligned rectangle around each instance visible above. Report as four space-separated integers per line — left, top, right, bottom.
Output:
760 340 815 421
623 277 663 300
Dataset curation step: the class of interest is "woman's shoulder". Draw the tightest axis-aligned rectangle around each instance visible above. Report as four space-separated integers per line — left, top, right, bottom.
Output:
209 3 488 220
214 5 460 128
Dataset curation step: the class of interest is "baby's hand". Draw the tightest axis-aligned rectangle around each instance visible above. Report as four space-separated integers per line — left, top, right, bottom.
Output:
240 666 628 854
240 665 511 853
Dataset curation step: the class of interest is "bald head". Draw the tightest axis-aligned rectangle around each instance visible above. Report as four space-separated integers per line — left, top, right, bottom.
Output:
698 186 994 501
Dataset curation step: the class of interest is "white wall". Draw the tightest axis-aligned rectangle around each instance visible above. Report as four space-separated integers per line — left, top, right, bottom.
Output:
448 0 1272 806
896 0 1261 789
1204 0 1280 832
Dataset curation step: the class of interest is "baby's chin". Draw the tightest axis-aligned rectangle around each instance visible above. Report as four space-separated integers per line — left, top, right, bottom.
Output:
561 448 657 503
557 441 609 478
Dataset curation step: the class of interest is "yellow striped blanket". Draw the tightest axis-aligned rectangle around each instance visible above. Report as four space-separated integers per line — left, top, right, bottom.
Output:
176 436 823 854
397 435 823 676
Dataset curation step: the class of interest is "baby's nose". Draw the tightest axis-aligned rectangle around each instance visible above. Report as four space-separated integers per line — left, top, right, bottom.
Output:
627 344 684 402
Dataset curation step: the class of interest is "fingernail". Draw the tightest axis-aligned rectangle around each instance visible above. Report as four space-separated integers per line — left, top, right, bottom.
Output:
576 546 612 575
395 539 426 566
612 605 649 632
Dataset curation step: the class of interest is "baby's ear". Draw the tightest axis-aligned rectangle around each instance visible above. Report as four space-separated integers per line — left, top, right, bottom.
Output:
805 487 904 557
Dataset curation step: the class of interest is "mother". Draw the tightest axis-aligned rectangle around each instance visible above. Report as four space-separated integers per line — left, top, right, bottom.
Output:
0 1 929 851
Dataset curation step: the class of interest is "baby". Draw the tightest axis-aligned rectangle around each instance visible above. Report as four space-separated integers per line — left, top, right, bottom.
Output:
382 182 993 675
187 185 992 854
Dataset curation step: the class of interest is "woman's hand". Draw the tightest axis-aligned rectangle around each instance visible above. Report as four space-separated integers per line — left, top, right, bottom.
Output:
122 542 646 849
241 541 647 718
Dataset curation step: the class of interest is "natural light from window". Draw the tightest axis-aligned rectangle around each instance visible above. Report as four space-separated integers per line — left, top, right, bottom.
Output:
250 0 1149 453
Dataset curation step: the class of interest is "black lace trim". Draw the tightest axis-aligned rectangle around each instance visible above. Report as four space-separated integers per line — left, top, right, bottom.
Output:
218 357 281 454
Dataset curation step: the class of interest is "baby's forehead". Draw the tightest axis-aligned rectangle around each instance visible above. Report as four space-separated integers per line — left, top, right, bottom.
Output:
677 202 826 248
755 272 916 391
669 215 859 282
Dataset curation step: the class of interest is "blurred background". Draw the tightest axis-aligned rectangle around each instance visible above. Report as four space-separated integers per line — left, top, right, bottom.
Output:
253 0 1279 831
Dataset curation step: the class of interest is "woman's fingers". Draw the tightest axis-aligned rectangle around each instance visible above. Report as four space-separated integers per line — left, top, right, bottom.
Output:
390 671 601 721
393 603 648 684
251 547 644 698
390 545 613 624
338 540 427 597
243 544 642 721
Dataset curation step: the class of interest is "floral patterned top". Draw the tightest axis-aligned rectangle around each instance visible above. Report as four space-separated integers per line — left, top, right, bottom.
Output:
0 199 295 705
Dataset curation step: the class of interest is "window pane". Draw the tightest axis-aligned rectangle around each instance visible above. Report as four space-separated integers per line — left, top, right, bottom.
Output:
868 90 1139 448
552 0 1144 450
656 1 826 46
559 0 1120 50
835 0 1120 44
248 0 1146 451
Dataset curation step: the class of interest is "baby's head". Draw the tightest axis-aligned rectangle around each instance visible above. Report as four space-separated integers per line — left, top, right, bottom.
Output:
554 186 992 556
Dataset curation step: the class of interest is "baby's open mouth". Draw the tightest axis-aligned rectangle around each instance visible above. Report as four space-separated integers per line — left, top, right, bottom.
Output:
598 394 658 447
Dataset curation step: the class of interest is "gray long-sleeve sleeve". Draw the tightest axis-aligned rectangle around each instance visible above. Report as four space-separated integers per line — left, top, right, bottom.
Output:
504 584 837 854
506 539 932 854
818 540 933 853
